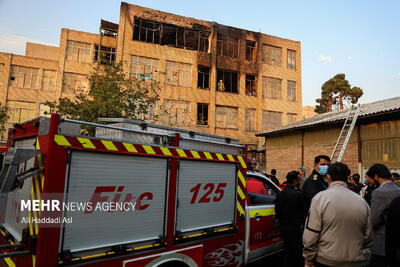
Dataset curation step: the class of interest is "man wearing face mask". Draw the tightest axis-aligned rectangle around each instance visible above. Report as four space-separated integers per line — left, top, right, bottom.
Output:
302 155 331 209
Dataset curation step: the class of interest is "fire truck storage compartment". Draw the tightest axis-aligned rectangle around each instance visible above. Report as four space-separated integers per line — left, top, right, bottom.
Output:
2 177 32 242
176 160 237 233
61 151 168 252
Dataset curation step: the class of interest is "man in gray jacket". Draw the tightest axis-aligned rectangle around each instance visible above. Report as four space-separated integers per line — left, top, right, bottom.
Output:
303 162 373 267
367 163 400 267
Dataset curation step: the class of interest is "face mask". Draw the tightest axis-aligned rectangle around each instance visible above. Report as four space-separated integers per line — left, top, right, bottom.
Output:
319 165 329 176
363 178 366 184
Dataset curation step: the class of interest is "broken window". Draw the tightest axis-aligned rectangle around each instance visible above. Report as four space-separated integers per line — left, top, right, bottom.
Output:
199 32 209 52
263 45 281 66
162 99 190 126
262 77 282 99
185 30 199 50
287 49 296 70
101 28 117 37
245 74 256 96
197 103 209 126
216 69 238 93
132 17 210 52
165 61 192 87
197 66 209 89
41 70 56 91
216 106 238 129
100 19 118 37
246 40 256 61
133 17 161 44
217 33 239 58
94 45 116 64
161 24 177 46
287 80 296 101
262 110 282 132
66 40 92 63
245 108 256 132
62 72 88 94
6 101 36 123
9 65 39 89
287 113 297 125
130 55 159 81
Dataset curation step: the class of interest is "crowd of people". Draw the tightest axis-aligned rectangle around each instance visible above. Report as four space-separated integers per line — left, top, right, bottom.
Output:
271 155 400 267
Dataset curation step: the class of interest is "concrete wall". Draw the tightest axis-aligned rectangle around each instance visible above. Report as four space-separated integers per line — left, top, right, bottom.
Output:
25 43 60 61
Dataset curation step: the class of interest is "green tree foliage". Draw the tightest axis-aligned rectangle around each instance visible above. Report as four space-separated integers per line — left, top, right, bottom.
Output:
45 57 160 124
315 74 363 114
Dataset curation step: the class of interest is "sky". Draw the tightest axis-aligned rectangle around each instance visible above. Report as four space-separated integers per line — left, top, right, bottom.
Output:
0 0 399 107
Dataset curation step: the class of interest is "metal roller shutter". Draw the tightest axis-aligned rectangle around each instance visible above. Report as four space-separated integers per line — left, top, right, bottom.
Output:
62 151 168 252
176 160 236 233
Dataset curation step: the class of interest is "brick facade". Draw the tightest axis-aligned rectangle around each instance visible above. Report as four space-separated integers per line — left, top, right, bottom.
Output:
265 125 361 182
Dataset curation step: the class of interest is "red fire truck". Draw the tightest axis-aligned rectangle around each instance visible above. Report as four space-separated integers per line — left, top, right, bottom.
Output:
0 114 282 267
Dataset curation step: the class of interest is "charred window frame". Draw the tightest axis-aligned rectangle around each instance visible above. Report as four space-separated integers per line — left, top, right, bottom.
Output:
101 29 117 37
94 45 116 64
133 17 210 52
216 69 238 94
197 66 209 89
217 34 239 58
199 32 209 52
287 49 296 70
133 17 161 44
245 74 256 96
197 103 209 126
246 40 256 61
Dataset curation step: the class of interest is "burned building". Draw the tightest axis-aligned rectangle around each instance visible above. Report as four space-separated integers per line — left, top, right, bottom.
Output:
0 2 301 157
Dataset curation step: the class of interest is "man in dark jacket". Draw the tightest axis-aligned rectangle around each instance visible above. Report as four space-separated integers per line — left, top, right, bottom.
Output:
302 155 330 209
368 163 400 267
275 171 306 267
386 195 400 267
269 169 280 186
349 173 365 194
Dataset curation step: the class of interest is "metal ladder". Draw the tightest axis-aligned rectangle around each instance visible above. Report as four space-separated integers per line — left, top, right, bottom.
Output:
331 105 361 162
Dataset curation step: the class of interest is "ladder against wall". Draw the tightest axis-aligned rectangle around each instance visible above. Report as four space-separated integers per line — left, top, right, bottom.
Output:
331 105 361 162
